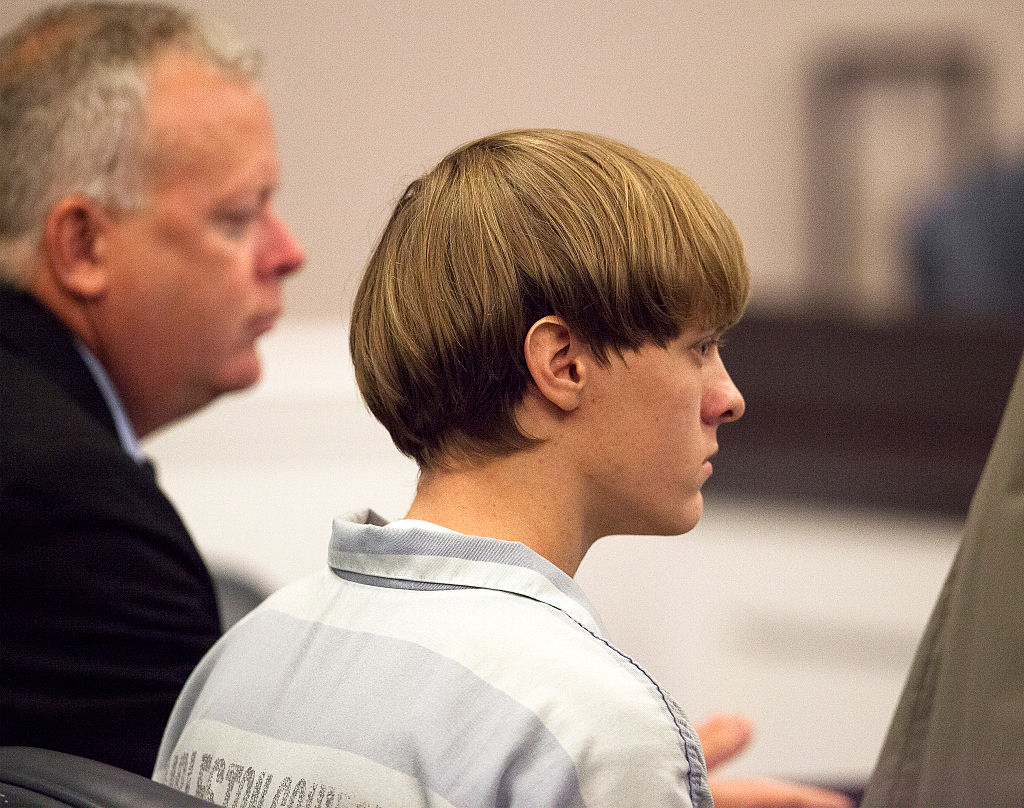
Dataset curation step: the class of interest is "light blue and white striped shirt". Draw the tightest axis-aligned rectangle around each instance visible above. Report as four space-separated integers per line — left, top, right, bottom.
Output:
155 510 711 808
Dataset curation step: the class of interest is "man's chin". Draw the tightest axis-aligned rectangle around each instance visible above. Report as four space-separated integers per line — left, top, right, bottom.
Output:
627 496 704 539
216 352 263 395
664 495 704 537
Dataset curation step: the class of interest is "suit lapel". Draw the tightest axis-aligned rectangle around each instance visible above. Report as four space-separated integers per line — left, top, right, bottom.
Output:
0 284 119 438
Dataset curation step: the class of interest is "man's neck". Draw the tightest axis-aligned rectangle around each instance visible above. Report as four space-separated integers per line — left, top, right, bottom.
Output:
404 447 593 576
32 274 200 439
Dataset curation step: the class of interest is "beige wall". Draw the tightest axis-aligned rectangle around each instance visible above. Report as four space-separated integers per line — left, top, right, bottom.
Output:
6 0 1024 318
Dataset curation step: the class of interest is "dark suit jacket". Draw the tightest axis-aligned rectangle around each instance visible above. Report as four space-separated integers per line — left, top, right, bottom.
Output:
0 284 221 776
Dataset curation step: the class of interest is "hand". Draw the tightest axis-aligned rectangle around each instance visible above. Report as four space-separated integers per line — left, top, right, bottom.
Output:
708 778 855 808
696 713 754 769
696 714 855 808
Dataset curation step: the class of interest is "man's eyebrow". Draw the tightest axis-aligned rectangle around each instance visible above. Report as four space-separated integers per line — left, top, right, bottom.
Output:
216 182 277 206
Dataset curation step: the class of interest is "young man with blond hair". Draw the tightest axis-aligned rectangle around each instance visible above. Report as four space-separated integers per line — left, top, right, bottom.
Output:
156 129 845 808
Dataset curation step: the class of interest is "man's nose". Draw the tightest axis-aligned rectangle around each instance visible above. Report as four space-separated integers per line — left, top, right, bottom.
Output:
702 361 745 426
261 208 305 279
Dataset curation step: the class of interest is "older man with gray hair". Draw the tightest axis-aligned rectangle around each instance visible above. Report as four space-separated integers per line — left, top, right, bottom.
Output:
0 1 304 775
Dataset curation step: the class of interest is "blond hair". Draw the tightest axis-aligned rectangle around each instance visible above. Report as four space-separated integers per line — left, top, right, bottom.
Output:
351 129 749 469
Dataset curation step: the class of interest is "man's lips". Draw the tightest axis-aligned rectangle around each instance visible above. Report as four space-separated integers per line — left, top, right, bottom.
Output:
251 309 282 337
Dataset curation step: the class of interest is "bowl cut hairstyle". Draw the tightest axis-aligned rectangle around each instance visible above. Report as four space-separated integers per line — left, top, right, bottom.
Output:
350 128 750 470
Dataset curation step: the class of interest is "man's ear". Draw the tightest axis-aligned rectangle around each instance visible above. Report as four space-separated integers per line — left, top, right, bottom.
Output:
523 315 589 412
42 196 112 300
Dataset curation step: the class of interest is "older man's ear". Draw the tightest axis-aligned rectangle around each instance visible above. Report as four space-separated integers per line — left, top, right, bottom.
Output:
42 195 112 300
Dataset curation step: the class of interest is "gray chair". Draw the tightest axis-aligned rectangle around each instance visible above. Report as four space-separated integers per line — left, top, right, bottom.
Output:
0 747 213 808
211 565 271 630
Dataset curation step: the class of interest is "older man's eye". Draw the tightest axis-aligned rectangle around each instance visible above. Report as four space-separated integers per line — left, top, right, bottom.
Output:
216 210 256 238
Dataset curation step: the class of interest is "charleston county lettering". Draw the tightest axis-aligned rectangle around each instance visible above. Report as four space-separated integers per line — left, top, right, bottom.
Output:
166 750 384 808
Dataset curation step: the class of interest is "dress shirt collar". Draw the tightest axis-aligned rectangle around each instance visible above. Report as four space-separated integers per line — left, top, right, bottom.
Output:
74 340 146 463
329 509 605 635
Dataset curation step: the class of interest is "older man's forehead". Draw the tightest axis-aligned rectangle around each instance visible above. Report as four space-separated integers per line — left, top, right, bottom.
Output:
139 49 275 181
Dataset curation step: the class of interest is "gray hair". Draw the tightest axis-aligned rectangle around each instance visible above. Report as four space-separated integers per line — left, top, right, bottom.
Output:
0 2 262 287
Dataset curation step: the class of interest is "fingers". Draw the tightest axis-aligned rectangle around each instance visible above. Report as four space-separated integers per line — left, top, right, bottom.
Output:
695 713 755 769
708 778 856 808
696 713 856 808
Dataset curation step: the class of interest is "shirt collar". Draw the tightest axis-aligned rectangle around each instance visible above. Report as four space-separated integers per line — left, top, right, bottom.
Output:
329 509 605 635
74 340 146 463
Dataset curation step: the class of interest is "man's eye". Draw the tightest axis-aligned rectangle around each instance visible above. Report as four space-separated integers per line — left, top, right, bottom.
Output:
217 210 256 237
694 337 724 359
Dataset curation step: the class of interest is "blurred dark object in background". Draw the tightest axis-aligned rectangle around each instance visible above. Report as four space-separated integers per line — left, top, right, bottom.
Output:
911 156 1024 317
737 34 1022 519
706 313 1023 517
804 34 994 320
